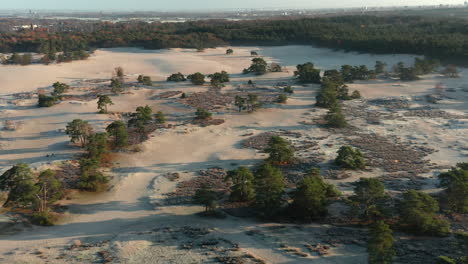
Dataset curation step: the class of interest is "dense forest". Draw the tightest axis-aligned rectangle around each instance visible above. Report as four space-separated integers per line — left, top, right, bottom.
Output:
0 15 467 62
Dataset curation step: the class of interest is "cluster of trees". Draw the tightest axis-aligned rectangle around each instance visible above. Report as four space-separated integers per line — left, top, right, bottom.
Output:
1 16 467 63
391 57 440 81
0 163 63 225
37 81 70 107
167 70 231 87
350 163 467 264
208 71 230 88
64 106 164 191
1 53 32 65
111 67 125 94
243 58 283 75
137 75 153 86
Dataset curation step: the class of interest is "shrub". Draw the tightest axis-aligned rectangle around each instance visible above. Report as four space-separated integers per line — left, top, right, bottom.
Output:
38 94 58 107
195 108 212 120
31 211 56 226
335 146 365 169
277 94 288 103
351 90 362 99
283 86 294 94
155 111 166 124
325 106 347 128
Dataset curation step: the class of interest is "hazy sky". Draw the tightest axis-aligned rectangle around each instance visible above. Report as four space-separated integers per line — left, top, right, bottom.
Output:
1 0 464 10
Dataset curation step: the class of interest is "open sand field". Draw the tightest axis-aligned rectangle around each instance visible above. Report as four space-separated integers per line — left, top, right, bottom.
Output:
0 45 466 263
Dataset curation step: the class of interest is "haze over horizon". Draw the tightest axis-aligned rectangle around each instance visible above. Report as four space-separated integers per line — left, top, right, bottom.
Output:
1 0 465 11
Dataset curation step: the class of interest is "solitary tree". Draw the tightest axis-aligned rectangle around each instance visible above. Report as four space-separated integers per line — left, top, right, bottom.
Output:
226 49 234 55
399 190 450 236
368 220 395 264
437 163 467 213
265 136 294 164
106 121 128 148
97 95 114 113
243 58 268 75
335 146 365 169
226 166 255 202
250 51 258 56
65 119 93 147
254 163 284 216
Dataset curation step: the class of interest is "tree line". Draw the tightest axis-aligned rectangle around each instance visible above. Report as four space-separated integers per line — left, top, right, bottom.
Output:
0 15 467 63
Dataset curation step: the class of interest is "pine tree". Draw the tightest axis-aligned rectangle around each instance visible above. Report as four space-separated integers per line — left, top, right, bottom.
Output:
106 121 128 148
254 163 284 216
226 166 255 202
368 220 395 264
97 95 114 113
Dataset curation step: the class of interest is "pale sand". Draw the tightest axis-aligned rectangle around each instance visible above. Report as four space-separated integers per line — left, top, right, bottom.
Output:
0 46 466 263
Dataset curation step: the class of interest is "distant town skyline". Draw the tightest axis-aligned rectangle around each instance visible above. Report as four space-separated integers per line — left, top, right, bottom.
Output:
1 0 465 11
